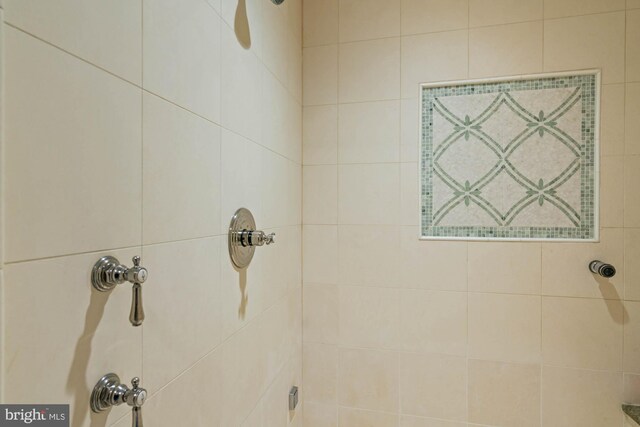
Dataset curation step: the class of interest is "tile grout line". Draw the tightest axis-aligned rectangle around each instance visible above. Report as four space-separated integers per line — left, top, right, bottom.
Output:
3 22 304 166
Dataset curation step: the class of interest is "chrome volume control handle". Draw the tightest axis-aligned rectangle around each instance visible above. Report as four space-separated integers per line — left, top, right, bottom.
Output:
92 255 148 326
91 374 146 427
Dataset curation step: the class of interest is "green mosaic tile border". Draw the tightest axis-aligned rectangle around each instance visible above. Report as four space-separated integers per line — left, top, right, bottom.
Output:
421 72 599 240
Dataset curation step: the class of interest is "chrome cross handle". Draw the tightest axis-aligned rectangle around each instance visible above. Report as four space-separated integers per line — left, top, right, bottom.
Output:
237 229 276 247
91 374 146 427
92 255 148 326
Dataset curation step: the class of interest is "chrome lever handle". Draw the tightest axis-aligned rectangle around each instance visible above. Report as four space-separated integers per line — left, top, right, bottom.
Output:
92 255 148 327
91 374 147 427
132 407 143 427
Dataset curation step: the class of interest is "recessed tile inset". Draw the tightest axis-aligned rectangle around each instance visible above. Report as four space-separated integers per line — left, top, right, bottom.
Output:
421 72 599 240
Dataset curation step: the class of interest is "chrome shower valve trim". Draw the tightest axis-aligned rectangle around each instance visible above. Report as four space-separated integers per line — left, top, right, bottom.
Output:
91 373 146 427
92 255 148 326
228 208 276 269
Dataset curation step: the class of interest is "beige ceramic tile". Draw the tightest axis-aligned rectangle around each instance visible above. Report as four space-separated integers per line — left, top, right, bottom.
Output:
143 238 222 394
4 27 141 262
626 83 640 155
338 348 399 412
4 249 141 426
143 0 221 122
542 296 623 370
220 25 262 144
303 283 339 344
303 45 338 106
4 0 141 83
400 228 468 290
628 10 640 82
145 347 226 426
258 153 301 229
468 293 541 363
303 105 338 165
541 366 623 427
338 100 400 164
261 68 302 162
339 38 401 103
338 408 399 427
600 84 626 156
401 0 468 35
400 164 419 226
400 416 466 427
624 373 640 403
400 352 467 421
544 12 625 84
339 285 400 349
303 0 338 47
338 225 401 286
304 165 338 224
625 156 640 227
626 229 640 301
303 402 337 427
469 0 542 26
544 0 625 18
600 157 625 227
630 0 640 9
401 98 420 162
468 360 541 427
468 242 541 294
338 164 400 225
304 225 338 284
261 1 300 96
221 129 264 234
303 343 338 404
399 289 467 355
401 31 468 98
624 301 640 373
142 93 221 244
339 0 401 42
469 21 543 78
541 228 624 299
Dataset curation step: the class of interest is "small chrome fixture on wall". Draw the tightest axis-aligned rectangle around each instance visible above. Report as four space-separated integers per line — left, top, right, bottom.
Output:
91 373 146 426
589 260 616 278
92 255 148 326
228 208 275 269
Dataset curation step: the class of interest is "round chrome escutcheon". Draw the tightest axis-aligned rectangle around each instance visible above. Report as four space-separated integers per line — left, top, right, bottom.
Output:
228 208 257 269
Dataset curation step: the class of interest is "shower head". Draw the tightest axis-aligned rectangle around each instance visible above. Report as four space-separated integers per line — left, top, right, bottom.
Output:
271 0 285 4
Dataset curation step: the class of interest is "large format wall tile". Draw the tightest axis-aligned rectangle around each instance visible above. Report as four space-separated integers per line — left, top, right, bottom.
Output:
142 237 222 394
469 21 543 78
142 93 221 244
401 0 468 35
143 0 221 122
542 296 623 371
4 0 142 83
339 38 400 103
469 0 542 27
4 249 141 427
544 12 625 84
468 360 541 427
4 27 141 262
544 0 625 18
541 366 623 427
338 100 400 164
339 0 400 43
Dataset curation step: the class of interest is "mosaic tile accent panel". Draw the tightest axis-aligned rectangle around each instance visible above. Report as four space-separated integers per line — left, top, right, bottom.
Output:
421 72 599 240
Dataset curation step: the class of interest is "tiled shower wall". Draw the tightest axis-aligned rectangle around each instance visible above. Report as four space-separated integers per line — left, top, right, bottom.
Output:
1 0 301 426
302 0 640 426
